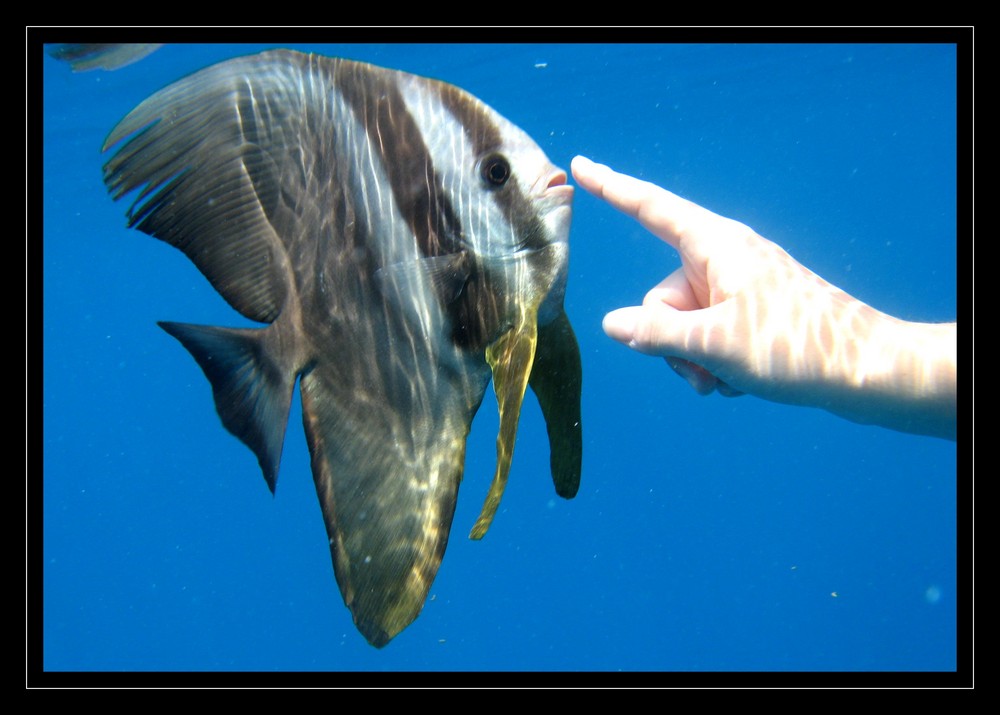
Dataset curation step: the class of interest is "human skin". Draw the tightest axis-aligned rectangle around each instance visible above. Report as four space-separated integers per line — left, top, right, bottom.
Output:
571 156 957 441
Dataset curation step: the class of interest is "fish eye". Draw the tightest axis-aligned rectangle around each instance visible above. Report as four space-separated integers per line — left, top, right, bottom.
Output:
479 153 511 187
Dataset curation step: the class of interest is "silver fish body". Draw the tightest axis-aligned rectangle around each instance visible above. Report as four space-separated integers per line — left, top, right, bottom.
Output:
102 50 582 647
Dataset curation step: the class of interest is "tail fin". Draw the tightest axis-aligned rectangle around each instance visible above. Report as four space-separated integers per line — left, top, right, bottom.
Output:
158 321 295 493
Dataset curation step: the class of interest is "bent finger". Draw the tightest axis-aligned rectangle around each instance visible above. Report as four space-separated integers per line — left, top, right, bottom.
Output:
644 267 704 312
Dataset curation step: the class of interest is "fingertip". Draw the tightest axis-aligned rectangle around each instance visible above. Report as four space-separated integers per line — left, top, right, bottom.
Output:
665 356 718 396
602 307 637 344
606 302 692 358
571 155 602 192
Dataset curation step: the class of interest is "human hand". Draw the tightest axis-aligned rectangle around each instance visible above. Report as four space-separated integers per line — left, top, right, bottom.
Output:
571 156 956 439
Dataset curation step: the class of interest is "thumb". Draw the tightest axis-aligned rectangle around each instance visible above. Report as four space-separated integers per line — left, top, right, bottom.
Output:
603 303 695 357
604 303 744 398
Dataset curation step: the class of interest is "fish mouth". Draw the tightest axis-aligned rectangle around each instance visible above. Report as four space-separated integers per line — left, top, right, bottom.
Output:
538 169 574 205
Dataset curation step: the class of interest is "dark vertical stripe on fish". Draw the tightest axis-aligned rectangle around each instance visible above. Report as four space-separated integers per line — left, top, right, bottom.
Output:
437 82 551 254
332 60 511 351
333 60 465 262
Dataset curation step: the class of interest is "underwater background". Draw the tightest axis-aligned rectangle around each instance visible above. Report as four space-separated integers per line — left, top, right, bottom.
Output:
38 37 963 678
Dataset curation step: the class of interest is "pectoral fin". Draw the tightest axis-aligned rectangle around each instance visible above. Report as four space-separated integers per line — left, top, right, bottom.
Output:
529 312 582 499
470 313 538 540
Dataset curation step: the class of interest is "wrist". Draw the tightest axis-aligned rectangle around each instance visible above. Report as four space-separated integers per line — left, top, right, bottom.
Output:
830 310 957 439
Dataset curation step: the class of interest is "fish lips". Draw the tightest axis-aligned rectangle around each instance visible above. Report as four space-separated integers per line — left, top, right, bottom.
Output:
535 169 574 243
537 168 574 205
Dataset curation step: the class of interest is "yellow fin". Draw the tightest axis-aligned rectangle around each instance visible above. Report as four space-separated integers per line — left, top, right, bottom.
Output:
469 312 538 540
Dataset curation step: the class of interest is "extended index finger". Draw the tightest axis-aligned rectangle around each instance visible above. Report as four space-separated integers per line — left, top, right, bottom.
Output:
570 155 729 254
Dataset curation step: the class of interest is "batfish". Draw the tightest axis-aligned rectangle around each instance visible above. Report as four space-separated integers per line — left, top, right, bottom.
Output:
101 50 582 647
47 43 163 71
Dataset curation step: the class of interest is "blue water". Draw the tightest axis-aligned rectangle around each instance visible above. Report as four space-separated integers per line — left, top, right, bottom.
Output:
39 40 962 677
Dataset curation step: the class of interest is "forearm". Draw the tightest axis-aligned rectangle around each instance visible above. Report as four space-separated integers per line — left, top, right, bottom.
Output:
820 311 957 440
728 251 958 441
